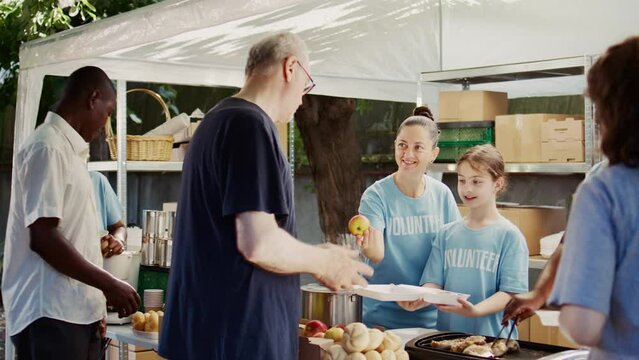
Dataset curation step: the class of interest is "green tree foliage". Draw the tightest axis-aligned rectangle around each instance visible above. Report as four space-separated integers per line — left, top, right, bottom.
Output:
0 0 162 165
1 0 161 107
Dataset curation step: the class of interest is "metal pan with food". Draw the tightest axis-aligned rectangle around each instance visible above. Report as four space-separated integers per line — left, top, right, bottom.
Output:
406 331 574 360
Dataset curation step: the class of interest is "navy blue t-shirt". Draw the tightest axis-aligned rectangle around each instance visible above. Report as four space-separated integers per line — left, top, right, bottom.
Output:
159 97 299 360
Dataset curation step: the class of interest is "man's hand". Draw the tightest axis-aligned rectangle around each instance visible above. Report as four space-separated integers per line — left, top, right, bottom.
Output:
315 246 373 291
437 298 480 318
99 318 107 338
101 234 124 258
502 290 546 325
102 278 141 318
397 299 429 312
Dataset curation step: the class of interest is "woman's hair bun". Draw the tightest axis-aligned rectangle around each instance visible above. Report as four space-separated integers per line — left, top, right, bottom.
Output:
413 105 434 121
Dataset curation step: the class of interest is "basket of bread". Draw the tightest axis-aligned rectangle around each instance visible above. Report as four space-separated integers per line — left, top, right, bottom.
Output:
131 310 163 339
303 320 409 360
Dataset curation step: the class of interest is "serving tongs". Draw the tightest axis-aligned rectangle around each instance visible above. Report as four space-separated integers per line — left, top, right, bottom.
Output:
491 316 517 351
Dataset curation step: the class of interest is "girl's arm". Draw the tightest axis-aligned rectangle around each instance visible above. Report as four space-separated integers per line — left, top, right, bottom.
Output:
559 304 605 346
397 283 441 311
438 291 512 318
357 227 384 264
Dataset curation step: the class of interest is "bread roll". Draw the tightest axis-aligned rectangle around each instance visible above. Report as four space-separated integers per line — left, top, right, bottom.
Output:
364 350 382 360
376 331 401 352
394 349 409 360
364 329 384 352
326 344 348 360
380 349 396 360
342 322 370 353
131 311 145 331
144 311 159 332
347 353 366 360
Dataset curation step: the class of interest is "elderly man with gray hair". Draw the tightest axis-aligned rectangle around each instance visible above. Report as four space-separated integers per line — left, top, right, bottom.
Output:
159 32 373 359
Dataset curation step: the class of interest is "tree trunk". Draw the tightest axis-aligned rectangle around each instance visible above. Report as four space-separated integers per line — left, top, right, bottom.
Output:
295 95 363 244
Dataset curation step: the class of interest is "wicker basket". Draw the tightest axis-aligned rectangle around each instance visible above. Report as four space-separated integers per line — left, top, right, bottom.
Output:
106 88 174 161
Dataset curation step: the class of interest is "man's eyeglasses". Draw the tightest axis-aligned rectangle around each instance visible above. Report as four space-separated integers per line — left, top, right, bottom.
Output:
296 61 316 95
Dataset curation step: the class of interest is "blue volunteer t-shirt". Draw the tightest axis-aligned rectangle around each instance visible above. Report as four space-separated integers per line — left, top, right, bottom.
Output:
89 171 123 230
359 174 460 329
549 165 639 359
159 97 298 360
422 218 529 337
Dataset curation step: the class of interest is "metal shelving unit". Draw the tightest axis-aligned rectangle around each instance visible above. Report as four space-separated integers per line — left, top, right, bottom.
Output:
88 161 184 172
421 56 599 173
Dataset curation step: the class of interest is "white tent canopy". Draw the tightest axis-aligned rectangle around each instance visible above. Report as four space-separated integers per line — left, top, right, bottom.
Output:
15 0 639 149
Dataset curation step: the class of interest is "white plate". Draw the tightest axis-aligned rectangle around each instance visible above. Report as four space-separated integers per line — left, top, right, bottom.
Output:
132 329 159 339
353 284 469 305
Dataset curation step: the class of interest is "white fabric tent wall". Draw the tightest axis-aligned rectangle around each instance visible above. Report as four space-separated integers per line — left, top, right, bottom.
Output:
6 1 639 357
15 0 442 150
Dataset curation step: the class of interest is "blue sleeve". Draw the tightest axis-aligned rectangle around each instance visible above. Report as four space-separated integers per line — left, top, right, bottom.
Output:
358 186 386 231
219 115 288 218
421 229 445 286
497 227 529 294
549 180 615 315
444 188 462 224
101 177 123 227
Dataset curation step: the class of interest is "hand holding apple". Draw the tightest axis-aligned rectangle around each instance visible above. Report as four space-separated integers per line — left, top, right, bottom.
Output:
348 215 370 237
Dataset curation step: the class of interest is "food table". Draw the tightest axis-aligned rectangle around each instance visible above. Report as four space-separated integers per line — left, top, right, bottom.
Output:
105 324 159 360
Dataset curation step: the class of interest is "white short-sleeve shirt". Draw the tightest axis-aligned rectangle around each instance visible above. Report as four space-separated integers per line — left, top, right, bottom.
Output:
2 112 106 336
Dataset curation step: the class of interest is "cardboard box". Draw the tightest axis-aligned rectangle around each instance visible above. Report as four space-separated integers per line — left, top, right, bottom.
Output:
541 141 584 162
439 90 508 122
495 114 577 163
162 202 177 212
172 121 201 143
458 205 566 255
541 118 584 142
299 335 333 360
529 314 578 348
517 317 530 342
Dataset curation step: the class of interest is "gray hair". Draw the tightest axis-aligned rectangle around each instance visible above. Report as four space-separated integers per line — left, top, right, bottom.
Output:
245 32 308 76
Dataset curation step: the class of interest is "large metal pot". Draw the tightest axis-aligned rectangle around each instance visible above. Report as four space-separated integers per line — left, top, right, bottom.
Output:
301 283 362 326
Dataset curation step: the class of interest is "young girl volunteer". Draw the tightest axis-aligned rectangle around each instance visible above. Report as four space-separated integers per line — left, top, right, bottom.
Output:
357 106 461 329
400 145 529 337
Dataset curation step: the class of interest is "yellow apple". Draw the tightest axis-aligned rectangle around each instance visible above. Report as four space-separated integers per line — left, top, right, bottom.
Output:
324 326 345 342
348 215 370 236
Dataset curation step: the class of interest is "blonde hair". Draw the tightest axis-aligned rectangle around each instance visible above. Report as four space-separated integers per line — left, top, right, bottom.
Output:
457 144 508 194
245 32 307 76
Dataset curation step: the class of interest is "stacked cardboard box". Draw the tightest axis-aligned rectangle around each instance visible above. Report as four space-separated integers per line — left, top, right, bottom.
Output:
458 205 566 255
495 114 584 163
540 118 585 162
439 91 508 122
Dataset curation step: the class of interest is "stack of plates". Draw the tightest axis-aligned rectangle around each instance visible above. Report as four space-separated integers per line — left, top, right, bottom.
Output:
144 289 164 311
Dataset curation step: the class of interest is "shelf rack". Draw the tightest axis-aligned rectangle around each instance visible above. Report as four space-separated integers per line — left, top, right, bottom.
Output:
420 56 599 173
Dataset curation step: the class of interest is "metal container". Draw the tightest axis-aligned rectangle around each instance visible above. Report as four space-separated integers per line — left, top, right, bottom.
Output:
157 210 176 240
141 210 160 265
155 211 176 267
301 283 362 326
156 239 172 267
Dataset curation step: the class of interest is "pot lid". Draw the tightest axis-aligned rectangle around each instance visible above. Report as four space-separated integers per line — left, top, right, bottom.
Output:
301 283 355 295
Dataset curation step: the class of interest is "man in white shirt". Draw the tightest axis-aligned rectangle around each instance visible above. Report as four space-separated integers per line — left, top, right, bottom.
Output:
2 66 140 359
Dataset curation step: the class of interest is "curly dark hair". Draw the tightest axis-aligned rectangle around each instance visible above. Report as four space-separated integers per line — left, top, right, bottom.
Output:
587 36 639 166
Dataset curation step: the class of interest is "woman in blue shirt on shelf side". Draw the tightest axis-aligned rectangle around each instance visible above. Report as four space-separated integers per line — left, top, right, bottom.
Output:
400 145 529 337
548 36 639 359
356 106 461 329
